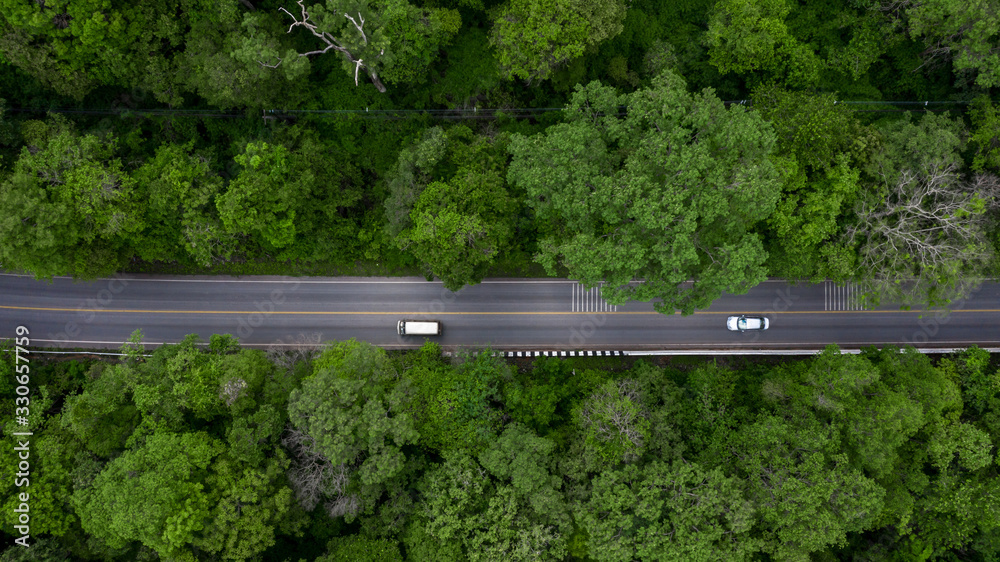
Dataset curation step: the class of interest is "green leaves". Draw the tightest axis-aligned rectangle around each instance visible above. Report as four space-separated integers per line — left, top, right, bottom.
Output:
388 126 517 290
286 340 417 519
579 461 760 562
576 379 650 464
413 442 569 561
289 341 414 468
733 415 885 559
199 454 302 561
403 160 515 291
970 95 1000 173
508 72 781 314
848 112 994 308
73 431 222 558
276 0 460 92
905 0 1000 88
489 0 626 82
0 118 137 278
218 141 309 249
705 0 793 75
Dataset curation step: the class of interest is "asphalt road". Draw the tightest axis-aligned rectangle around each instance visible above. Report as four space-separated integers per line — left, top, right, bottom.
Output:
1 273 998 351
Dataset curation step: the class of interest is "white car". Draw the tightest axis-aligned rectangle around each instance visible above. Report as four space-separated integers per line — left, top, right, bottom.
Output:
727 315 769 332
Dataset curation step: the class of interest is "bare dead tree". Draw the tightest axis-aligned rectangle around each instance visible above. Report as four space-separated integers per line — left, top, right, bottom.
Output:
579 379 649 462
282 427 358 514
220 377 248 407
266 331 322 373
325 495 361 518
182 220 236 266
264 0 387 92
968 172 1000 207
845 161 996 307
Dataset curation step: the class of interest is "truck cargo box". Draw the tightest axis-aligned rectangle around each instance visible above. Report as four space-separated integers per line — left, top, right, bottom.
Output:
397 320 442 336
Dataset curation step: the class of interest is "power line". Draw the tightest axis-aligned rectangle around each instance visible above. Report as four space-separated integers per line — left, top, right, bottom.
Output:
4 99 983 120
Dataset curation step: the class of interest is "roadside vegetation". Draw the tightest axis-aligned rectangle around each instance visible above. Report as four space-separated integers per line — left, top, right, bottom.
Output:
1 0 999 309
1 337 999 560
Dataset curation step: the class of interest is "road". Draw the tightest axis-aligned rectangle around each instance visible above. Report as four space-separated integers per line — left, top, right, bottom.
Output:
1 273 998 351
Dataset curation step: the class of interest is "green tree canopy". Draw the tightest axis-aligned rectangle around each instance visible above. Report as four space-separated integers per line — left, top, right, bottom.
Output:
904 0 1000 88
848 112 995 308
72 431 223 559
396 128 517 290
267 0 460 92
286 340 418 518
489 0 626 82
217 140 313 250
577 460 760 562
0 117 140 278
731 414 885 560
508 71 782 314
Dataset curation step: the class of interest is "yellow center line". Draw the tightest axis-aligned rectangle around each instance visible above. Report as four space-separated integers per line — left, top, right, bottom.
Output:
2 305 1000 315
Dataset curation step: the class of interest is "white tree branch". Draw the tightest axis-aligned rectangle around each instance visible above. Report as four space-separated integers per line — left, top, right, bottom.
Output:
344 12 367 44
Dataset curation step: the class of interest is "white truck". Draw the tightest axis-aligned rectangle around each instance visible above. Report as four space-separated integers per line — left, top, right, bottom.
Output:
397 320 442 336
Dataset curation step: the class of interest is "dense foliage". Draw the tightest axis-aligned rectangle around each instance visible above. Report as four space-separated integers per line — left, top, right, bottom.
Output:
2 337 1000 560
1 0 999 309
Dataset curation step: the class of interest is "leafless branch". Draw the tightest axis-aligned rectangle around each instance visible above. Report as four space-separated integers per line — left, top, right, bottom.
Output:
269 1 387 92
282 427 357 514
580 379 648 462
845 162 996 306
344 12 367 44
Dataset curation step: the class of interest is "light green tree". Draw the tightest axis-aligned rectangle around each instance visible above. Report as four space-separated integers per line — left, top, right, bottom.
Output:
217 141 313 250
198 452 303 561
705 0 793 74
489 0 626 82
578 461 760 562
402 166 515 291
72 431 223 560
969 95 1000 172
507 72 782 314
388 126 518 289
704 0 821 87
317 536 404 562
286 340 418 518
0 117 140 278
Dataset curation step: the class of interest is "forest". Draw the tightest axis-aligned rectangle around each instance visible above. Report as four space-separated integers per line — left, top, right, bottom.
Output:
2 0 1000 560
2 337 1000 561
0 0 998 308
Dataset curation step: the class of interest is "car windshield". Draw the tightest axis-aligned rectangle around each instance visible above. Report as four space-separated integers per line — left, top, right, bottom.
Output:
738 318 749 329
